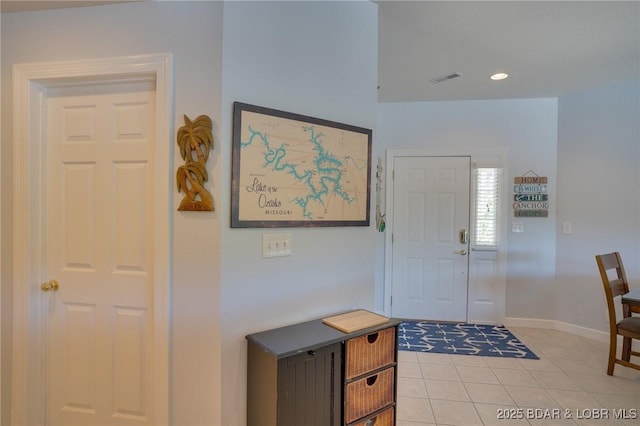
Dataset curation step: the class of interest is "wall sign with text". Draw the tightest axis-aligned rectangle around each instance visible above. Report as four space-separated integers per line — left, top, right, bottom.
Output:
231 102 372 228
513 174 549 217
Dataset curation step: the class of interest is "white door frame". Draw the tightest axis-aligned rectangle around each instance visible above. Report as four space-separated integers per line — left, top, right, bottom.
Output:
383 148 508 320
12 54 173 425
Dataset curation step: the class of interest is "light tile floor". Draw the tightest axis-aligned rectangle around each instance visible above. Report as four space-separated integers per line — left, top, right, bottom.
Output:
397 327 640 425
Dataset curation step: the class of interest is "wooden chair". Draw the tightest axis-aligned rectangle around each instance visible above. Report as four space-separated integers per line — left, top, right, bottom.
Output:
595 252 640 375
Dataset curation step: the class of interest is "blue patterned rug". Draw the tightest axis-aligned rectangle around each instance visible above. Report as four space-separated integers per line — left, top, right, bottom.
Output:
398 321 539 359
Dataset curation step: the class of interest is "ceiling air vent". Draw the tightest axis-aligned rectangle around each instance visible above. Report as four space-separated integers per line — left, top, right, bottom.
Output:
430 72 462 84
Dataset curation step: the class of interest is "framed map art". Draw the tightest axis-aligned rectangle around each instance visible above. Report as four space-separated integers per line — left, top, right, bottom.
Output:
231 102 372 228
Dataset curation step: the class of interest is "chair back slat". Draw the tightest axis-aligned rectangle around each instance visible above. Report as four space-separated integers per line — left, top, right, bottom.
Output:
598 252 621 270
609 279 628 298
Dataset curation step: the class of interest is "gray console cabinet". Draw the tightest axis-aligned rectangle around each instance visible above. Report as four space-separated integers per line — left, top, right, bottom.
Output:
246 316 400 426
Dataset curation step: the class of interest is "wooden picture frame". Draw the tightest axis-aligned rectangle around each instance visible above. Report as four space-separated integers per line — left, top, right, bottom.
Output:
231 102 372 228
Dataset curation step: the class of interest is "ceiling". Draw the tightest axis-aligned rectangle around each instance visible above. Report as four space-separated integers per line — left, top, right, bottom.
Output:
2 1 639 102
377 1 640 102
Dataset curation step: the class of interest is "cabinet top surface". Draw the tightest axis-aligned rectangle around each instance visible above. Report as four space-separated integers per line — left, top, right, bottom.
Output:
246 314 400 358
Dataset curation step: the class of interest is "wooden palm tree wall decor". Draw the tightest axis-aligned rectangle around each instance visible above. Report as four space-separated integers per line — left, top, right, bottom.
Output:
176 114 215 211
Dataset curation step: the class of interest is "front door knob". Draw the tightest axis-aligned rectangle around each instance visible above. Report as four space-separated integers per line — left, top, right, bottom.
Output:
41 279 59 292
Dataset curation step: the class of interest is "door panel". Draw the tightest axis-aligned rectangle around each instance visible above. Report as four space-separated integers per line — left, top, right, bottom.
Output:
46 82 155 425
63 163 95 269
468 249 502 323
391 156 470 321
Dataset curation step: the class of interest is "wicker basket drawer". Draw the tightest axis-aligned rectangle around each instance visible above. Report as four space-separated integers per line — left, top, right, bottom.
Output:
345 367 394 424
351 406 394 426
345 327 395 379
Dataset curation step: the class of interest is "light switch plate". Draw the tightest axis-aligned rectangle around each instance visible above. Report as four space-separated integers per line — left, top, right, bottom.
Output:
262 233 292 258
512 222 524 233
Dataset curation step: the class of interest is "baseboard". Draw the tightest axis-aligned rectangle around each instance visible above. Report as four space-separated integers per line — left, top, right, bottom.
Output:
503 317 555 329
504 317 609 343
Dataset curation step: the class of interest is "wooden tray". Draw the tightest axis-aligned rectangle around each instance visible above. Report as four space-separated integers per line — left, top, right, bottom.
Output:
322 310 389 333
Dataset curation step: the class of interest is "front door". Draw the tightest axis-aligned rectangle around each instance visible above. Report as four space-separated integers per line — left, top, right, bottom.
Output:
44 81 156 425
391 156 470 321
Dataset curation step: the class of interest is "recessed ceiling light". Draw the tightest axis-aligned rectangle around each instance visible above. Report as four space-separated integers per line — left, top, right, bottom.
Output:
490 72 509 81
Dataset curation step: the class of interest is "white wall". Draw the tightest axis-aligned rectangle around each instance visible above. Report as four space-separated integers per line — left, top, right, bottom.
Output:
1 3 222 425
376 98 559 320
556 81 640 332
219 2 378 424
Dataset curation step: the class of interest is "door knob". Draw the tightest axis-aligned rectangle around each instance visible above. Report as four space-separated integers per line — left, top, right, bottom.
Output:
41 279 59 292
454 250 467 256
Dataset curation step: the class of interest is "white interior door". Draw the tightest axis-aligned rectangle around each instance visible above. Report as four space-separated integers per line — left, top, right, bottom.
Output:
44 81 156 425
391 156 470 321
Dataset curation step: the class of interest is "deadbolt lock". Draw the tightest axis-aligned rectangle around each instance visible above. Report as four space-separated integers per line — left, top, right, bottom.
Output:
41 279 59 292
459 229 469 245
